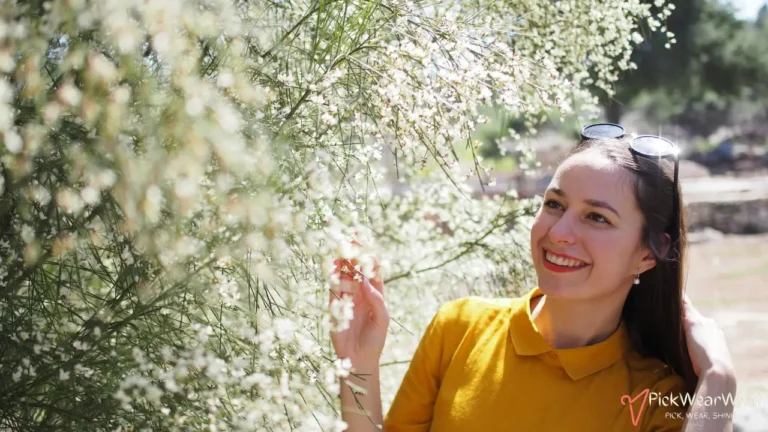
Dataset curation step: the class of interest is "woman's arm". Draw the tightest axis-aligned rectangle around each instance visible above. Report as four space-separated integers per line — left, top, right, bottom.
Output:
339 361 384 431
682 295 738 432
682 367 738 432
328 252 389 432
339 299 450 432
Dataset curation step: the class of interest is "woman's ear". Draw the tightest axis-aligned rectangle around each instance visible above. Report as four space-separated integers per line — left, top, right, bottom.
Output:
638 247 658 274
639 233 671 274
655 233 671 259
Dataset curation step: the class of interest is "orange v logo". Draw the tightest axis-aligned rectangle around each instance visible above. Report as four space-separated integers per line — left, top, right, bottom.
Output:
621 388 650 427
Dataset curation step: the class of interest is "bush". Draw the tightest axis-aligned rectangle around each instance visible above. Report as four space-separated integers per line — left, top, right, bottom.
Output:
0 0 671 430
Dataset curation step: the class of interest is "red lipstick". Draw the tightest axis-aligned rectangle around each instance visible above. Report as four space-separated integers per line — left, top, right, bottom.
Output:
541 247 588 273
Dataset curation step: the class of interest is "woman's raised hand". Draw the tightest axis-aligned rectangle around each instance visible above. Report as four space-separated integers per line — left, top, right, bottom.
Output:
329 251 390 371
682 294 735 379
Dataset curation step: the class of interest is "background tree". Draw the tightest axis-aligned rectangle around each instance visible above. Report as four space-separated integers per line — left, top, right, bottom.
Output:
605 0 768 138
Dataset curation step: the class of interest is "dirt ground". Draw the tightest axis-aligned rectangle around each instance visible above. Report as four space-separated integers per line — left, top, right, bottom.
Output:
686 233 768 431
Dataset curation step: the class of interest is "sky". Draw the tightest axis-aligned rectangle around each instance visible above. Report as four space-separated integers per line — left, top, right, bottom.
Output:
727 0 767 20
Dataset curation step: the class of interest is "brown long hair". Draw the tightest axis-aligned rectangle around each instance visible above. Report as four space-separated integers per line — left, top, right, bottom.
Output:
566 136 697 395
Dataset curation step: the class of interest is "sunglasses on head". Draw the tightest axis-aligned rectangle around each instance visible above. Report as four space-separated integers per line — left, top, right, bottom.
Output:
580 123 680 230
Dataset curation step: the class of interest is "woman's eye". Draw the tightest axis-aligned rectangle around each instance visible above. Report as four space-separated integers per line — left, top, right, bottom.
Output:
543 199 562 210
587 212 609 224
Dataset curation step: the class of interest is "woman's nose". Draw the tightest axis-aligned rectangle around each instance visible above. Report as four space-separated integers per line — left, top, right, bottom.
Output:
547 214 578 245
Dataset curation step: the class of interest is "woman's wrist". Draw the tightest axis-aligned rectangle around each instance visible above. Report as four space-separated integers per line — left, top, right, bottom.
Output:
338 361 384 428
346 356 381 374
341 366 379 393
701 366 737 394
338 359 380 395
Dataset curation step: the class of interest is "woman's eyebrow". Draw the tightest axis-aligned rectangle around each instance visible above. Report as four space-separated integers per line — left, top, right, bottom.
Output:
584 199 621 218
548 187 622 218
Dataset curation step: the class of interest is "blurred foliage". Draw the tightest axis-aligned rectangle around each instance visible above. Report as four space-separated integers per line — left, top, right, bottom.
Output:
466 0 768 161
608 0 768 138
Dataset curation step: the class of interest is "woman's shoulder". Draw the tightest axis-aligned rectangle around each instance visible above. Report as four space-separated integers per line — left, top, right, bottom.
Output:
625 349 679 374
624 350 687 395
419 295 522 357
622 354 689 429
434 293 525 332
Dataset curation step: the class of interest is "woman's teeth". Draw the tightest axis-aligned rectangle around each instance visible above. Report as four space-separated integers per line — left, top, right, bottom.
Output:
545 251 585 267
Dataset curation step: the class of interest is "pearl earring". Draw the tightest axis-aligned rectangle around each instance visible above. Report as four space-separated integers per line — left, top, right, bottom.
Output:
633 273 640 285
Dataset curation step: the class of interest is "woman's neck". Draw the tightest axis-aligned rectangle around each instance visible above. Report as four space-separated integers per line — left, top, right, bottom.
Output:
530 292 625 349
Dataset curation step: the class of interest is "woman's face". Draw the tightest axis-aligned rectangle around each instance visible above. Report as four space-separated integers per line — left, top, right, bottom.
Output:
530 151 656 300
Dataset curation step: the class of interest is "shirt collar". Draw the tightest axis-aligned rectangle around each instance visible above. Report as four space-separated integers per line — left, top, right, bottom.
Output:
509 287 630 380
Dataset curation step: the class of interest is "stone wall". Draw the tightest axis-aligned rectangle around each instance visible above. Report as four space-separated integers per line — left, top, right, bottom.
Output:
686 198 768 234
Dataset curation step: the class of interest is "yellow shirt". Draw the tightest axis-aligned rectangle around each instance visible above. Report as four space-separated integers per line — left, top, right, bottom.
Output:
384 287 688 431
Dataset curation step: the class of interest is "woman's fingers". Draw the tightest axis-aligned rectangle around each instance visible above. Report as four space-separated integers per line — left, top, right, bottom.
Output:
329 259 357 310
682 293 704 322
368 255 384 294
329 278 354 302
361 276 388 323
329 251 386 321
681 292 735 378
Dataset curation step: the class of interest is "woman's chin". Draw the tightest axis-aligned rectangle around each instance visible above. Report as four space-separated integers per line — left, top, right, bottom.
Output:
536 277 628 303
535 279 588 299
536 283 569 297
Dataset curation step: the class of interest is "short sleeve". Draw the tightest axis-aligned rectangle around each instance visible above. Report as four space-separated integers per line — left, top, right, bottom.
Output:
383 300 461 432
642 373 687 431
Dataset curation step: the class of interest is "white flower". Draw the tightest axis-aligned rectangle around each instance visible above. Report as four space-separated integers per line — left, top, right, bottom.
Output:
57 83 82 106
43 102 62 125
297 334 319 356
215 103 241 133
144 384 163 404
20 225 35 243
87 53 117 83
96 170 117 188
0 78 13 102
217 72 234 88
333 358 352 378
329 296 354 331
241 372 270 390
274 318 296 342
56 188 85 214
143 184 164 222
164 378 179 393
3 130 22 154
185 97 204 116
114 389 130 404
173 179 197 198
197 325 212 343
120 246 134 265
80 186 100 205
12 367 22 382
153 33 171 54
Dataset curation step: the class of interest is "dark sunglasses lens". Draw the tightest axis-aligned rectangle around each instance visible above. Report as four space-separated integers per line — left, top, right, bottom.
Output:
631 136 676 157
581 123 625 140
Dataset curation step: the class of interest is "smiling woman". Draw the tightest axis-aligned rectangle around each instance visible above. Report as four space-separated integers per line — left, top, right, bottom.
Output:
529 133 696 374
329 127 738 432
